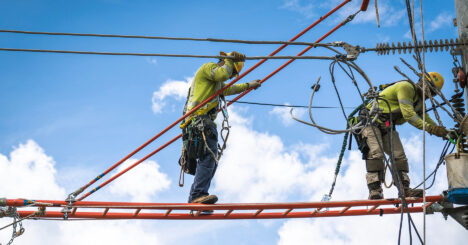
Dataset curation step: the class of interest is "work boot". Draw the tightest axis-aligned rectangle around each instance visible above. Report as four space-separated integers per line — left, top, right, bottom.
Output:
191 194 218 204
190 195 218 215
399 171 423 198
368 183 384 200
366 172 384 200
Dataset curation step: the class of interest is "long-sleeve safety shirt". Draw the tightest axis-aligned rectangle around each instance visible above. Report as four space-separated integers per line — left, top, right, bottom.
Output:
367 81 437 130
184 59 248 119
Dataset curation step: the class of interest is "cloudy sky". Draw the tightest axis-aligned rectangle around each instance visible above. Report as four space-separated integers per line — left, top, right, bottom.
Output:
0 0 466 244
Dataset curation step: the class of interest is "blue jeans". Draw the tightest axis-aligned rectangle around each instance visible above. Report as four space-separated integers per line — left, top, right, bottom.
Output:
188 120 218 202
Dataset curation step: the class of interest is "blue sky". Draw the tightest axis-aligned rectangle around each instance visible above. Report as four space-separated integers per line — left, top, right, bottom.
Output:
0 0 466 244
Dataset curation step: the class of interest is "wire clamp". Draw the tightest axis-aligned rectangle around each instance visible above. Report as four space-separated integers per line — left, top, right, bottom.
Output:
332 41 361 61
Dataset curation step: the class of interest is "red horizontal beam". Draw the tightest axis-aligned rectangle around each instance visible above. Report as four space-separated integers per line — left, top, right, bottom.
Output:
5 196 442 210
16 206 426 220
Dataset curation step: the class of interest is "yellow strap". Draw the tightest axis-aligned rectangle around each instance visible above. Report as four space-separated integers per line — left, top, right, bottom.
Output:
179 101 219 129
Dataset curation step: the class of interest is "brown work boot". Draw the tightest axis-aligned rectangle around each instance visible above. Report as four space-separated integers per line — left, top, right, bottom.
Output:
368 183 384 200
399 171 423 198
191 194 218 204
404 188 424 198
366 172 384 200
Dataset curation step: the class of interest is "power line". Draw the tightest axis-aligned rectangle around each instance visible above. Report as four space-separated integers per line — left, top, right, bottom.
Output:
0 29 333 47
229 100 354 109
0 48 343 60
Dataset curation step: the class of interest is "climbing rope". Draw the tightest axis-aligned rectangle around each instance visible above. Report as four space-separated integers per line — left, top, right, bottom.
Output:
325 101 369 200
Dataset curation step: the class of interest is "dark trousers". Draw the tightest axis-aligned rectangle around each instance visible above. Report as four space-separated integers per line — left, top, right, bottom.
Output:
188 120 218 202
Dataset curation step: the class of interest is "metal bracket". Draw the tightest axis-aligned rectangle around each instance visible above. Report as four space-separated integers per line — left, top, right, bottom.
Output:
65 194 76 203
445 205 468 230
61 205 71 220
431 192 468 230
332 41 361 61
62 192 78 220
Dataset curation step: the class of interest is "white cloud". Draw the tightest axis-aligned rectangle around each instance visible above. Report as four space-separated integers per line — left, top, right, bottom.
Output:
429 12 453 32
0 140 65 199
288 0 405 27
270 106 306 126
151 77 192 114
0 140 169 245
280 0 316 19
402 134 422 163
108 158 171 202
56 220 163 244
339 1 405 27
277 213 467 245
404 12 453 39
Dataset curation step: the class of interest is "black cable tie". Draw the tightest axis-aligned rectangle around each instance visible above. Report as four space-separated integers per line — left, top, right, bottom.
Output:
311 84 321 92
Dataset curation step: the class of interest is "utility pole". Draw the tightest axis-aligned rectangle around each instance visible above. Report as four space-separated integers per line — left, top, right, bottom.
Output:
454 0 468 106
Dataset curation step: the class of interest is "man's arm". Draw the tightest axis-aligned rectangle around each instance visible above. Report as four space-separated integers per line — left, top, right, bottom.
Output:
397 82 433 130
206 60 234 82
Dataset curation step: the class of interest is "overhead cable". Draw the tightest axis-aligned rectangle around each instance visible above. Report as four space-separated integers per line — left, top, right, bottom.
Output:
0 29 334 47
0 48 346 60
228 100 353 109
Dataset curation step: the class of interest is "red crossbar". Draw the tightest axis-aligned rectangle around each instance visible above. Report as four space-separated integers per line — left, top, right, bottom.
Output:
5 196 442 220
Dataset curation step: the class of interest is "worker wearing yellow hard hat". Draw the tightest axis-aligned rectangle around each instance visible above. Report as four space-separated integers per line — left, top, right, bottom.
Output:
355 71 448 200
179 51 261 206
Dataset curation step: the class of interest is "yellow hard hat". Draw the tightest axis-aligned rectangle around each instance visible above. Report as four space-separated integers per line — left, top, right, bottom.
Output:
427 72 444 90
220 51 244 77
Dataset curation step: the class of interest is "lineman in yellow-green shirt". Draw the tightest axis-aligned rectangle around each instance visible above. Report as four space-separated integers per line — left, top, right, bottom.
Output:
358 72 448 199
179 51 261 205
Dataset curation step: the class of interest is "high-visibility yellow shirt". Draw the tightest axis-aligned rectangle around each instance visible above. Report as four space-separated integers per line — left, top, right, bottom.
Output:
185 59 249 118
367 81 436 130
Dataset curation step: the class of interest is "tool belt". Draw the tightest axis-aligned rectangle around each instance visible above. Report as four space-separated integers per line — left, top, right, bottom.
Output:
178 107 217 176
352 108 398 160
352 108 371 159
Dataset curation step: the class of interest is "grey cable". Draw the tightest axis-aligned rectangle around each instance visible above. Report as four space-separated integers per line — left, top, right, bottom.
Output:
226 100 353 109
418 0 427 241
290 47 376 134
0 29 332 47
0 47 343 60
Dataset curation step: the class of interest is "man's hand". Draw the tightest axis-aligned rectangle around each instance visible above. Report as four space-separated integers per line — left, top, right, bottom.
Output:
428 125 449 138
447 130 458 141
230 51 246 62
247 79 261 90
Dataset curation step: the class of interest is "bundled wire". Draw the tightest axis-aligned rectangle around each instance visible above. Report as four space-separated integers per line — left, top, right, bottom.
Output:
290 46 377 135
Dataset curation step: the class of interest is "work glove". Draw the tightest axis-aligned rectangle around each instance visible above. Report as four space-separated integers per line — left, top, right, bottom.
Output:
428 125 449 138
230 51 246 62
247 79 262 90
447 130 458 141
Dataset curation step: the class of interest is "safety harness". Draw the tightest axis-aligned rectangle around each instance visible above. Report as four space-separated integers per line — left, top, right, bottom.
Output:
178 88 231 187
351 80 423 188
